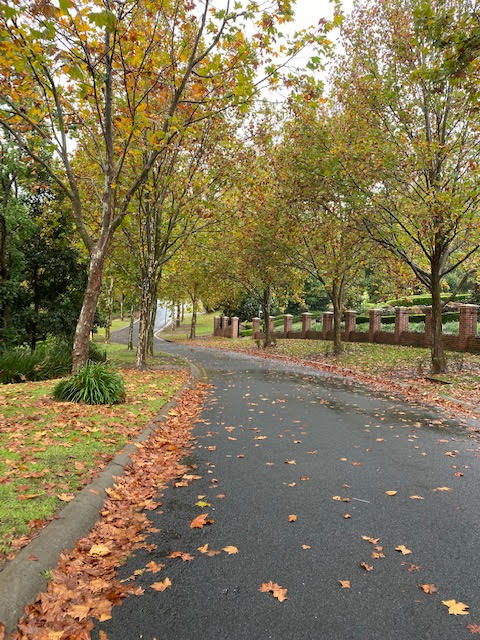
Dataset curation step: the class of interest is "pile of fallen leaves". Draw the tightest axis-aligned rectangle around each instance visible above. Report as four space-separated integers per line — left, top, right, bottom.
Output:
0 369 188 561
7 382 208 639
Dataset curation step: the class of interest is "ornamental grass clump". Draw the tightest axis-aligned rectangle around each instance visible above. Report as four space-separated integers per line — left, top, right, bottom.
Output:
53 361 125 405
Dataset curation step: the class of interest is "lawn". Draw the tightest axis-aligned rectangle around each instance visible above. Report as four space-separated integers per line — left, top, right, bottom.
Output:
160 311 216 341
94 316 130 340
0 342 189 560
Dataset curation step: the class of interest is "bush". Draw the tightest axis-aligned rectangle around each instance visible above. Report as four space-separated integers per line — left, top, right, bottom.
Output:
52 361 125 405
0 339 107 385
384 293 470 307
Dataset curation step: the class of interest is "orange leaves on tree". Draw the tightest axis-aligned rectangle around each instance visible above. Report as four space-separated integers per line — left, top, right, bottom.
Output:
259 581 288 602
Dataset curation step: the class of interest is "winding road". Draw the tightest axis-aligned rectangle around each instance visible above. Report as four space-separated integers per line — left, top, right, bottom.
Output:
96 324 480 639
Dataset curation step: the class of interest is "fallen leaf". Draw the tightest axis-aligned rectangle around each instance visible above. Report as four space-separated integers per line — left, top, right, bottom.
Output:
371 551 385 559
301 545 311 549
385 490 397 496
259 581 288 602
216 494 225 498
190 513 214 529
395 545 412 555
343 513 351 519
442 599 469 615
151 578 172 592
338 580 351 588
332 496 350 502
145 561 164 573
88 544 111 557
168 551 194 561
409 495 424 500
285 460 296 465
419 583 438 594
288 514 297 522
361 536 380 544
57 493 75 502
433 487 452 492
222 546 238 555
195 500 211 507
360 562 374 572
467 623 480 633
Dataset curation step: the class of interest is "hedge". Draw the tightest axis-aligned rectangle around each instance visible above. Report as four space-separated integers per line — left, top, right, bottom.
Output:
384 293 470 308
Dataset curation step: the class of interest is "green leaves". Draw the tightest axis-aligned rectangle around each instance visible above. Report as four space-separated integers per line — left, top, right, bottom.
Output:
87 10 116 32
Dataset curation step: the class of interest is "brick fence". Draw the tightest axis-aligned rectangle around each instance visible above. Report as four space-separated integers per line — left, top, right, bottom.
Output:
213 316 239 338
248 306 480 354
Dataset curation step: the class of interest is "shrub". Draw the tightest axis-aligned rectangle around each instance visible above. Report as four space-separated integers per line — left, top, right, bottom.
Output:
384 293 470 307
0 339 106 385
52 361 125 405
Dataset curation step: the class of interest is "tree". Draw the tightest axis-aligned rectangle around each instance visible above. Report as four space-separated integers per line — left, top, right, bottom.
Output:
0 0 296 369
279 105 372 355
336 0 480 372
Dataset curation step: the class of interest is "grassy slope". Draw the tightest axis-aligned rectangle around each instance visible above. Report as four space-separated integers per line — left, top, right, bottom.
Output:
0 342 188 557
160 312 216 341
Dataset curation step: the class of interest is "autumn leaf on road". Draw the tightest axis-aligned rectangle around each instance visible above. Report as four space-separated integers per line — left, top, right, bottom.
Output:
467 624 480 633
168 551 194 561
145 561 164 573
385 490 397 496
197 544 220 557
395 545 412 555
419 584 438 594
442 599 469 615
288 514 297 522
190 513 214 529
360 562 374 572
285 460 296 465
222 546 238 555
88 544 111 557
151 578 172 592
259 581 288 602
409 495 424 500
302 545 311 549
338 580 351 588
433 487 452 492
361 536 380 544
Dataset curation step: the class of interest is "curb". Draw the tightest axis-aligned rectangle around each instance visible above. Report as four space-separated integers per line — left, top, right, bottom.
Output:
0 359 204 636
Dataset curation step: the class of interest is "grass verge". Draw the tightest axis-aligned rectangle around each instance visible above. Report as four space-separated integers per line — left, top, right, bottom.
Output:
0 343 189 560
159 312 216 341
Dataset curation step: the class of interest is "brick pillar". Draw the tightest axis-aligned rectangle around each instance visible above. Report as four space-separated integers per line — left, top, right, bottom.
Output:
459 304 478 349
423 307 432 346
301 312 312 338
369 309 382 342
284 314 293 337
252 317 260 338
230 317 239 339
395 307 409 343
344 310 356 339
213 316 220 336
269 316 275 335
222 316 229 338
322 312 333 338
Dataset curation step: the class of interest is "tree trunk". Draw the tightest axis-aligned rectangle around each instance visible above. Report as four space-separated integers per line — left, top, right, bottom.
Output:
189 290 198 339
104 276 114 344
30 265 39 352
72 248 106 372
0 209 8 341
430 271 446 373
147 294 156 357
120 293 124 321
128 304 135 351
176 302 181 327
332 279 344 356
181 303 185 322
136 280 152 370
262 286 273 348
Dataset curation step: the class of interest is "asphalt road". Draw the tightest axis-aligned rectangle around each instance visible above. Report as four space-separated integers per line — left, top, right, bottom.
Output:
95 329 480 639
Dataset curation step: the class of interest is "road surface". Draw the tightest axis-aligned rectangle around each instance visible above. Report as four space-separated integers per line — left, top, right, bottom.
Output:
95 328 480 639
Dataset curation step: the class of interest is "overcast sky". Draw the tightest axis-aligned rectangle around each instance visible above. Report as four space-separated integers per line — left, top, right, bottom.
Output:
292 0 353 30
